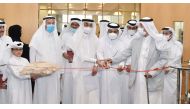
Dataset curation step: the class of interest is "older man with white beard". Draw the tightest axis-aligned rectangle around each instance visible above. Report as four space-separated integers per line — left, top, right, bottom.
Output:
97 17 168 104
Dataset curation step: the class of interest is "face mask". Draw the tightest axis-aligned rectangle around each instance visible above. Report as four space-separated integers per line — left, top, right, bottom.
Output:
138 28 146 36
70 27 77 33
163 35 172 41
128 30 136 36
0 30 4 37
83 27 92 34
0 31 4 37
46 24 55 33
108 33 118 40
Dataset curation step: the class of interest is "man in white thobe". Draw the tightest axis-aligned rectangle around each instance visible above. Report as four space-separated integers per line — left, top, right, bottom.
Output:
7 41 32 104
97 22 123 104
60 18 81 104
69 19 99 104
0 20 12 104
160 27 183 104
29 16 63 104
118 20 138 104
98 17 168 104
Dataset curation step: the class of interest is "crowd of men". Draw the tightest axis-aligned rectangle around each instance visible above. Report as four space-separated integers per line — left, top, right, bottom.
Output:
0 15 183 104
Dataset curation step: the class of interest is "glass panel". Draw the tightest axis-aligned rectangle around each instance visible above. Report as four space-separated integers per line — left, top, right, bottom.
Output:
135 3 140 11
69 3 85 11
86 3 102 11
119 3 136 11
68 10 85 21
173 21 184 43
121 11 131 26
54 10 67 33
131 11 140 20
39 3 51 10
39 10 49 24
0 18 4 21
86 11 102 22
52 3 68 10
39 3 141 32
102 3 118 11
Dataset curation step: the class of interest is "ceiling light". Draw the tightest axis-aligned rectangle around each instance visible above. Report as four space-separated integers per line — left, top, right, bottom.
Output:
113 11 122 15
48 10 56 14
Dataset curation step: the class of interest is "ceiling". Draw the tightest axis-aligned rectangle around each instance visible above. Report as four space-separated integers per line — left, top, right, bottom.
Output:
39 3 140 12
39 3 141 26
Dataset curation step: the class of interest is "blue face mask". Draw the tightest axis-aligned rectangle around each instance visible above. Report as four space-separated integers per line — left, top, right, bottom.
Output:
70 28 77 33
46 24 55 33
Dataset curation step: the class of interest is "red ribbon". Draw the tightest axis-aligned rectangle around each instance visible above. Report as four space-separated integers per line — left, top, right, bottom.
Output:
109 66 168 73
1 64 168 73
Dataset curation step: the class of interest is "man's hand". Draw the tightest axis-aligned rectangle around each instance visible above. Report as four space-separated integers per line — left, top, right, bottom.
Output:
103 58 112 69
92 66 98 76
0 84 7 89
0 79 7 89
164 66 170 74
96 60 107 68
117 65 124 72
31 74 40 80
63 52 74 63
63 52 69 59
165 69 170 74
125 65 131 72
105 58 112 64
0 75 7 89
96 58 112 69
144 72 152 78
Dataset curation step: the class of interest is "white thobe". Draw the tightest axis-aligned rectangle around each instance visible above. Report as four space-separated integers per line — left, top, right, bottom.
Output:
133 36 151 104
72 37 99 104
60 31 75 104
97 37 123 104
7 55 32 104
133 36 163 104
30 35 62 104
0 36 12 104
120 34 136 104
162 41 183 104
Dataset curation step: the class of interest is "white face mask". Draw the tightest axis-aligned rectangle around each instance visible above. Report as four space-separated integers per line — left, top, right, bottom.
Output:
128 30 137 36
163 35 172 41
83 27 92 34
138 28 146 36
108 33 118 40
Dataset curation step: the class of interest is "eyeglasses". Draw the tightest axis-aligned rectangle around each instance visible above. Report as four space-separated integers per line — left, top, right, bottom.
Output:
84 22 93 27
108 29 119 33
163 31 172 35
127 26 138 30
12 48 23 51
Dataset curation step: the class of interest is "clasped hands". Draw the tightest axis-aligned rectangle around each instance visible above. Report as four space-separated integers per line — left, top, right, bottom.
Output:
96 58 112 69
